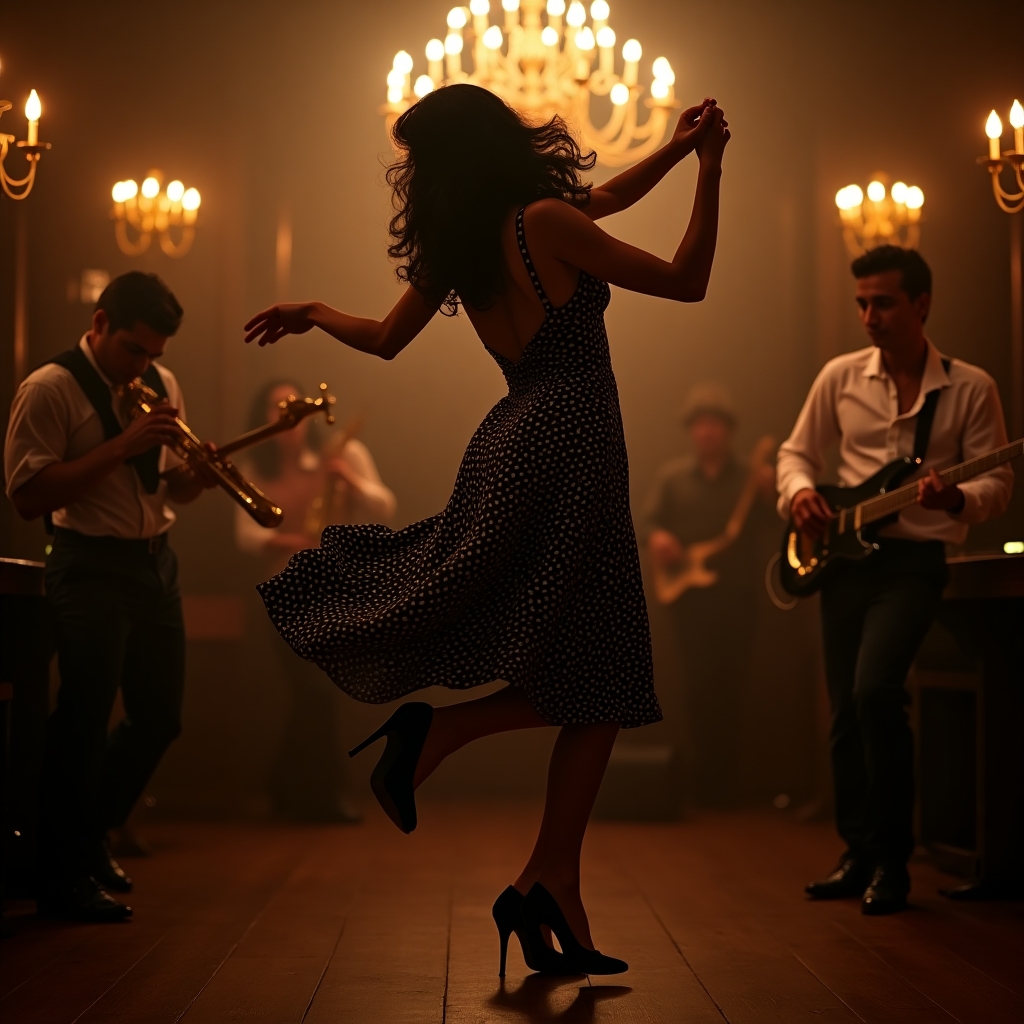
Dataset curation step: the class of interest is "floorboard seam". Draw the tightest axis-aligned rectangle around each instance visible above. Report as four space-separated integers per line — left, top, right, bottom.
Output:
69 934 168 1024
300 886 359 1023
834 922 964 1021
787 948 868 1023
441 879 453 1024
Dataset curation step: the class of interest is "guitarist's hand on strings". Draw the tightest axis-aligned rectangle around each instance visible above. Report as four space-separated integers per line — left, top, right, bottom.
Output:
648 529 684 568
917 469 965 514
791 488 834 540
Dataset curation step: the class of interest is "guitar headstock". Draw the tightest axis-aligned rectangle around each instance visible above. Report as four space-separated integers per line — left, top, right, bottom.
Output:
276 382 337 428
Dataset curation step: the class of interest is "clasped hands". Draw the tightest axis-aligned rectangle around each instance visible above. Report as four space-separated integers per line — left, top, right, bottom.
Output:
670 97 730 164
791 470 964 540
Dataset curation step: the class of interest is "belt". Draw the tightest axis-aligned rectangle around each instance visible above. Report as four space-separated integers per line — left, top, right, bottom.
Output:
52 526 169 555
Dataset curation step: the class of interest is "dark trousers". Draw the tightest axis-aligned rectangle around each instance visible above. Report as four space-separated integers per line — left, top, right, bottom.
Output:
819 539 947 867
670 586 755 807
39 529 185 881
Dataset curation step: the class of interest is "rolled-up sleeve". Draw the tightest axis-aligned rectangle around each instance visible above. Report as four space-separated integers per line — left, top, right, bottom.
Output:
776 364 840 519
4 380 70 498
952 378 1013 525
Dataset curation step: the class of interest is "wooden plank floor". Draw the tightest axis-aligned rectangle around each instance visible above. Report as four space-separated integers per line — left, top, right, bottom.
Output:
1 804 1021 1023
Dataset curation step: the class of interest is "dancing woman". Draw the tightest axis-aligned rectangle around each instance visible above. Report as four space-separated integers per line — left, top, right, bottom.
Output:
244 84 729 976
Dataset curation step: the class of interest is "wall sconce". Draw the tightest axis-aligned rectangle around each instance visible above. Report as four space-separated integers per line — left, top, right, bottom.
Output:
0 87 50 200
979 101 1024 214
834 173 924 257
111 169 202 257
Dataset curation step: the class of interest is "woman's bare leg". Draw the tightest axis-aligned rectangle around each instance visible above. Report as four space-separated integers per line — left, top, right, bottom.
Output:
513 722 619 950
413 686 548 788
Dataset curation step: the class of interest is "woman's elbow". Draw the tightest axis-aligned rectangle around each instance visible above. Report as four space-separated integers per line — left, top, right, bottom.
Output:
672 283 708 303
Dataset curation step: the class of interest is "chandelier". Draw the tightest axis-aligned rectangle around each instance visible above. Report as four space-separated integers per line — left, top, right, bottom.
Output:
383 0 678 167
0 88 49 200
110 169 202 257
834 172 924 257
979 101 1024 214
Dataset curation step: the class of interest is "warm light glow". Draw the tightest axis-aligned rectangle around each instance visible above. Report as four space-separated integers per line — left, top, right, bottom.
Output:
388 85 404 104
905 185 924 209
650 79 669 100
445 33 464 55
141 176 160 199
596 26 615 48
122 179 138 200
610 83 630 106
387 68 405 88
566 2 586 27
866 180 886 202
1004 540 1024 554
890 181 908 204
541 26 559 46
447 7 467 28
590 0 610 19
166 179 185 202
112 181 131 203
24 89 41 122
652 57 674 84
393 50 414 74
483 25 503 48
181 188 201 211
621 38 642 63
1010 100 1024 130
547 0 565 14
414 75 434 98
470 0 489 15
575 27 595 50
426 38 445 61
835 184 864 210
502 0 520 10
985 109 1003 139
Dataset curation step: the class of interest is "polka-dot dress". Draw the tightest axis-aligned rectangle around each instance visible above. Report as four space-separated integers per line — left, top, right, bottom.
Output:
257 206 661 729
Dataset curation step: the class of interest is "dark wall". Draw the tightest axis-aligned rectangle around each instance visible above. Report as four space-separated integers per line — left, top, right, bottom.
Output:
2 0 1021 813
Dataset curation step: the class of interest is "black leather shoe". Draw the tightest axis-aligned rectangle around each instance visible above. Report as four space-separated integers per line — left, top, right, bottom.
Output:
89 839 133 893
37 876 133 922
861 864 909 915
805 854 872 900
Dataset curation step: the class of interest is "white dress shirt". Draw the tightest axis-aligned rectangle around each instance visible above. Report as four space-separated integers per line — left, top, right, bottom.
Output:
776 340 1013 544
4 335 185 539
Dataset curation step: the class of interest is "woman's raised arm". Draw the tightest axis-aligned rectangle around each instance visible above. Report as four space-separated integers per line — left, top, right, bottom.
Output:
243 284 443 360
585 99 720 220
533 105 729 303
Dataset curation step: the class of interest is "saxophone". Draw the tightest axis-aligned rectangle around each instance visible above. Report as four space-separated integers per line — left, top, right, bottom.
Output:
118 378 284 528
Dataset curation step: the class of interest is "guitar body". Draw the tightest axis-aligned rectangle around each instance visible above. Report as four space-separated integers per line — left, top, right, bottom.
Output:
779 458 917 597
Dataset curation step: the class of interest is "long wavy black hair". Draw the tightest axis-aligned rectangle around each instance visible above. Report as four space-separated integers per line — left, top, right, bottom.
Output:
386 84 595 314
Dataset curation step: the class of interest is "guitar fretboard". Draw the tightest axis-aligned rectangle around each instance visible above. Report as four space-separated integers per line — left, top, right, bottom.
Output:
841 439 1022 531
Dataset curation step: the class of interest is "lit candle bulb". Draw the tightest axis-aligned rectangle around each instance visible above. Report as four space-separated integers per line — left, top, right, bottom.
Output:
502 0 519 31
621 38 641 87
1010 99 1024 155
426 38 445 83
596 26 615 73
546 0 565 34
985 109 1003 160
25 89 41 146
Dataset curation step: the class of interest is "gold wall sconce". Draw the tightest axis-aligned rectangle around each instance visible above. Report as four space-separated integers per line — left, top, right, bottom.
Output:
111 169 202 257
1 87 50 200
979 101 1024 214
383 1 677 167
834 173 924 258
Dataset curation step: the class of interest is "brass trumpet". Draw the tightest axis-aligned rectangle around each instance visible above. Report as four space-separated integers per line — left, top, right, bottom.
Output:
118 378 285 528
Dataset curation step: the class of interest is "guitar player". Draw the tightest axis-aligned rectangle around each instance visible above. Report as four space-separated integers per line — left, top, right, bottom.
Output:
776 245 1013 915
642 383 777 807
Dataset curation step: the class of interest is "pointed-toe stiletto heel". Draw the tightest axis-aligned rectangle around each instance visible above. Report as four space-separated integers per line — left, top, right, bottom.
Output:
348 702 433 833
492 886 569 977
521 883 628 976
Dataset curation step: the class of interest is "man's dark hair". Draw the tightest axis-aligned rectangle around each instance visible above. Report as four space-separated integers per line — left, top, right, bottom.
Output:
95 271 183 336
850 245 932 300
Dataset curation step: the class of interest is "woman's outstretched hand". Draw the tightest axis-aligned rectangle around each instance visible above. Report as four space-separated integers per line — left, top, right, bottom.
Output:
243 302 319 346
695 104 731 167
671 98 727 157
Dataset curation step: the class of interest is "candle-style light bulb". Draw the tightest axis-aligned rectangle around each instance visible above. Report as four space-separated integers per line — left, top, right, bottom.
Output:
141 176 160 200
1010 99 1024 155
25 88 41 145
985 109 1003 160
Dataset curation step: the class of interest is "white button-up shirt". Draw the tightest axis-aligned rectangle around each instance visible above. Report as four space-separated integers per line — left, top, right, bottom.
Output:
776 340 1013 544
4 335 185 539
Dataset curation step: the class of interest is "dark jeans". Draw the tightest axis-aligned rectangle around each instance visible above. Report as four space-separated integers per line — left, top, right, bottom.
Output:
39 529 185 882
820 539 947 867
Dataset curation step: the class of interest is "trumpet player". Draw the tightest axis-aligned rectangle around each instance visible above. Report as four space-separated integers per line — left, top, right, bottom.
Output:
4 271 216 922
235 379 395 823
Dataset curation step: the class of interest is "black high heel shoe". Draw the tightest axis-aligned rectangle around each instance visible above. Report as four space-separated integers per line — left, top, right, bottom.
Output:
348 702 433 833
521 883 628 975
492 886 570 977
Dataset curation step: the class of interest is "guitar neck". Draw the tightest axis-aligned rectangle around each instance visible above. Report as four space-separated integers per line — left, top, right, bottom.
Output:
858 439 1023 526
217 420 292 458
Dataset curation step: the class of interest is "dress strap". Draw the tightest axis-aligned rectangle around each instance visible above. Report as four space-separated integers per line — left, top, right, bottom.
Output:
515 207 553 312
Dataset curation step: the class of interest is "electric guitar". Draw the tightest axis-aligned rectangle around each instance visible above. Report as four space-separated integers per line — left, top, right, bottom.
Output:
779 438 1023 597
